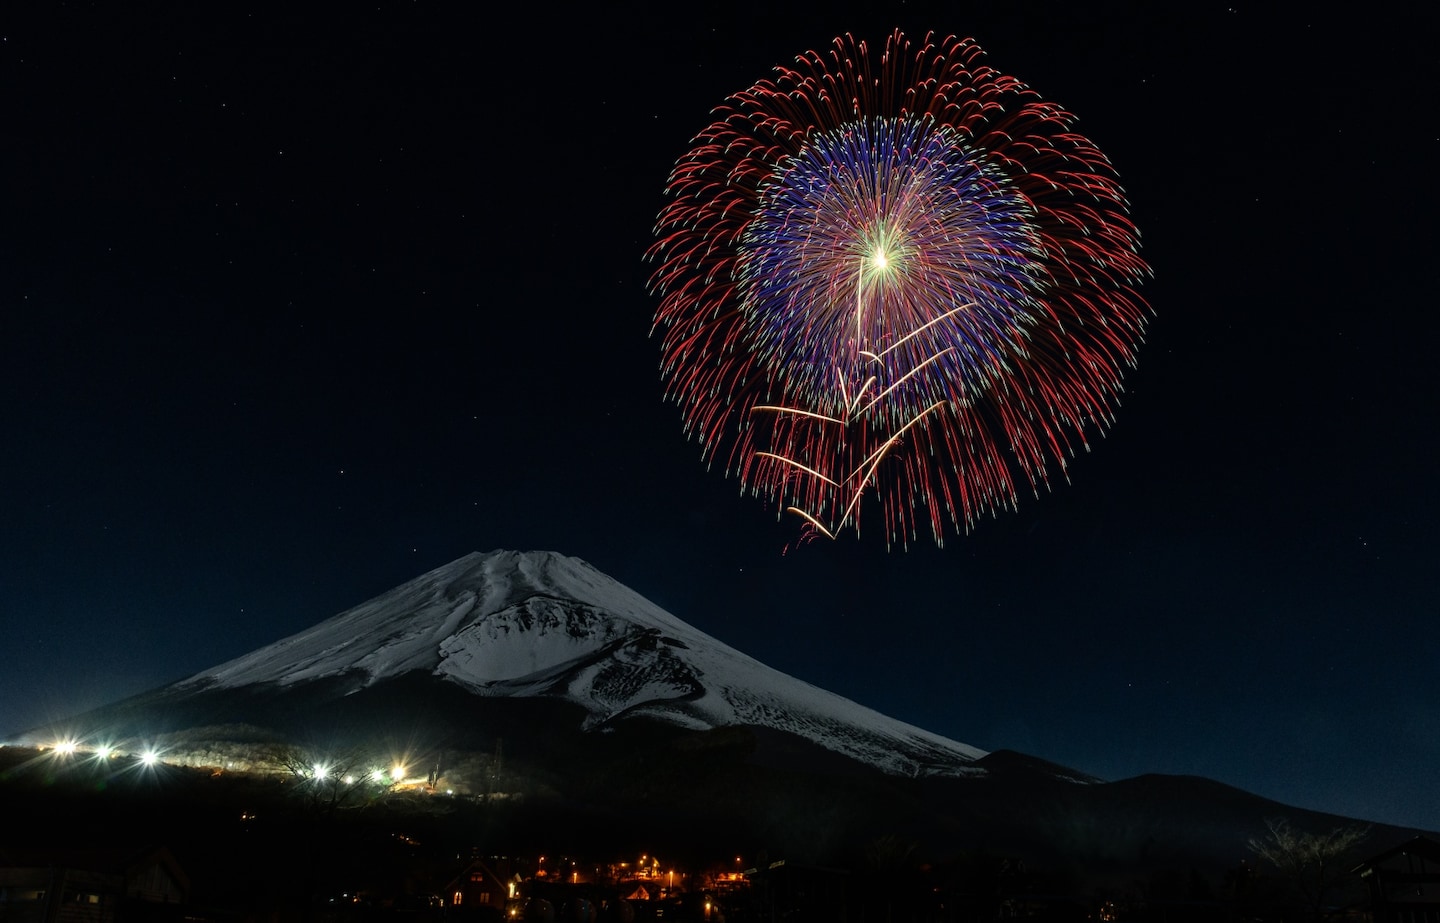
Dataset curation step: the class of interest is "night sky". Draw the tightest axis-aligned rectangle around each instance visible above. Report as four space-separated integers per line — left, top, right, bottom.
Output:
3 3 1436 832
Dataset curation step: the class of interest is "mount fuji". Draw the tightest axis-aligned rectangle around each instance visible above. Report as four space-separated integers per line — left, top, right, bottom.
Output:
160 549 989 777
12 549 1422 875
27 550 1003 782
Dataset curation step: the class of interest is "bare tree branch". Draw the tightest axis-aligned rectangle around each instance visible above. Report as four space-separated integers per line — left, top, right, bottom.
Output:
1248 816 1371 922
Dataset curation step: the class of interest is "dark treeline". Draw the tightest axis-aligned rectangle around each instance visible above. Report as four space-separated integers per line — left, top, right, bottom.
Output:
0 747 1391 922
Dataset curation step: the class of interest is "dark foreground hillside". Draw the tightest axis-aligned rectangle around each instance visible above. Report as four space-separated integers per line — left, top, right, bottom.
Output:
2 739 1423 923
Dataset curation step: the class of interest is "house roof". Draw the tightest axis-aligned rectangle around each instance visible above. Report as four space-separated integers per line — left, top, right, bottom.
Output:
1351 835 1440 874
0 846 189 895
443 857 509 893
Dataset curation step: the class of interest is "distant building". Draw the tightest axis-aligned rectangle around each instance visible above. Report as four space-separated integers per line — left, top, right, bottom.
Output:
0 847 187 923
443 857 514 921
1352 835 1440 923
744 860 848 923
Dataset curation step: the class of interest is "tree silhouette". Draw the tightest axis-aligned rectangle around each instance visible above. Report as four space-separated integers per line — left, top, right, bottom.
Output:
275 745 397 817
1248 816 1370 922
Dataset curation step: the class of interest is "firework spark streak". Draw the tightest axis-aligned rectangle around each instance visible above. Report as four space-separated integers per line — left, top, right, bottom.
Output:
648 30 1151 548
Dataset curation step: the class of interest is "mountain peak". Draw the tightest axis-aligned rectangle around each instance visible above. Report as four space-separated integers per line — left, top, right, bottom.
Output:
174 550 987 778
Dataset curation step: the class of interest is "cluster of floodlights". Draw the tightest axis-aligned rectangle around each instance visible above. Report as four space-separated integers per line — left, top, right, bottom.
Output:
304 762 409 786
42 738 163 767
40 738 409 782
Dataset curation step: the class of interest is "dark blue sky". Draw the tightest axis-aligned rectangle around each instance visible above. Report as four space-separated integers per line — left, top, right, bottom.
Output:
2 3 1436 832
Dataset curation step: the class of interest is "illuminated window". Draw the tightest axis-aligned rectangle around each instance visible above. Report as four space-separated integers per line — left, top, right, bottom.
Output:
453 892 462 906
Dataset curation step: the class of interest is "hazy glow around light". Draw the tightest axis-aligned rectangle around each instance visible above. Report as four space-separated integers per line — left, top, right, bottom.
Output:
140 750 158 766
392 765 405 780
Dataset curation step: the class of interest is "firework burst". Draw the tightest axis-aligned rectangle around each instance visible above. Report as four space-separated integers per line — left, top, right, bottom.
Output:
648 30 1151 548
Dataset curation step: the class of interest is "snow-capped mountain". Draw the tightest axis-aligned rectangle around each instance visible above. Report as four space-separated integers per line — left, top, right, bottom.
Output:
16 550 1418 877
175 550 987 778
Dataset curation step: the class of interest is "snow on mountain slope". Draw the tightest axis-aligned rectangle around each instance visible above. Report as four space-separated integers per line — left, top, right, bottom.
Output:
180 550 987 777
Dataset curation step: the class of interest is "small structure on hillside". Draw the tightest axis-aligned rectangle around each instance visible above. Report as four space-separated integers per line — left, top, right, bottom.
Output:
744 859 848 923
443 857 515 920
1352 834 1440 923
0 847 188 923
